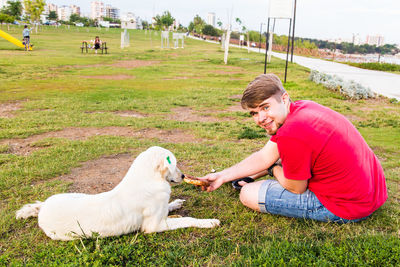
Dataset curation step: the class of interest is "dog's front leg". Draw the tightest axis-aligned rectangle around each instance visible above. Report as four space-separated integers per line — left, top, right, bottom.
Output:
164 217 220 231
168 199 185 212
143 216 220 233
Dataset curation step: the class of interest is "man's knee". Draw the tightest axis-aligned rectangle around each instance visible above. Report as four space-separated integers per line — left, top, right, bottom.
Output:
239 181 264 211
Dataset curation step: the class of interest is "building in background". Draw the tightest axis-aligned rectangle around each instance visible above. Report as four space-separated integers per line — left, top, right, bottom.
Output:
91 1 105 20
57 5 71 21
105 5 119 20
45 3 58 15
366 34 385 47
121 12 141 29
207 12 215 27
352 33 362 46
70 5 80 16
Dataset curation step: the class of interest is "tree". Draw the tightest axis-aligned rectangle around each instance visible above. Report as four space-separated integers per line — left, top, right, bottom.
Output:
189 15 206 33
0 13 15 26
69 13 80 23
1 0 23 19
23 0 45 23
102 16 120 24
154 11 174 30
202 24 219 36
47 10 57 20
141 20 149 29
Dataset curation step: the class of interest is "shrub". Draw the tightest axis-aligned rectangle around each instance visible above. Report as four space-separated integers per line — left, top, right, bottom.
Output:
309 70 376 100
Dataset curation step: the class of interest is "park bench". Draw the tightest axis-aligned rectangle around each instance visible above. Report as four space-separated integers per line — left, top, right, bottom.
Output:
80 41 108 54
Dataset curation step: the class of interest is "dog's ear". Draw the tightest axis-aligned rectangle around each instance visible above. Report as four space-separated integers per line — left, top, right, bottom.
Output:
156 153 177 177
164 155 176 173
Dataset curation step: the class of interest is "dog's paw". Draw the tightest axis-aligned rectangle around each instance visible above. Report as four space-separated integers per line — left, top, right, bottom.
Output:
199 219 220 228
168 199 185 211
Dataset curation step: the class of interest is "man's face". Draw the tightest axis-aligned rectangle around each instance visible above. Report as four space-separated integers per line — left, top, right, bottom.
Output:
248 93 290 135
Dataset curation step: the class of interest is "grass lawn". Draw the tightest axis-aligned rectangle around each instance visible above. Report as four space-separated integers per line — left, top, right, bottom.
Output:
1 25 399 266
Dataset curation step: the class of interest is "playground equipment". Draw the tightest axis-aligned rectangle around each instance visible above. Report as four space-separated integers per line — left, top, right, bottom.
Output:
0 29 33 50
172 33 185 49
161 31 169 48
121 29 130 49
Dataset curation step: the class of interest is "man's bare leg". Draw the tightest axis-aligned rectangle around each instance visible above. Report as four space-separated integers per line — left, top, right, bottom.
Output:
239 180 265 212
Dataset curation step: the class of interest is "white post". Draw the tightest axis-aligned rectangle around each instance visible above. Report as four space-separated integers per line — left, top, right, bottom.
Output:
267 32 273 62
224 29 231 64
247 32 250 53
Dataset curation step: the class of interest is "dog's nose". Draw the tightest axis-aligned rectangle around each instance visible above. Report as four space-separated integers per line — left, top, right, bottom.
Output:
181 174 185 179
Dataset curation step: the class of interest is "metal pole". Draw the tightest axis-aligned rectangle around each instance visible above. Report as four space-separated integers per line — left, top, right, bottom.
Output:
259 23 263 53
290 0 297 62
264 18 270 74
272 18 276 32
284 18 292 83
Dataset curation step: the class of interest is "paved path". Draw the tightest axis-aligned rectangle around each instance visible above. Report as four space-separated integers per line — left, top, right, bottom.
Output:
188 35 400 100
269 51 400 100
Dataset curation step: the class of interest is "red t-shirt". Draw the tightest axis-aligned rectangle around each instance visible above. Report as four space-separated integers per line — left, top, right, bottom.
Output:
270 100 387 219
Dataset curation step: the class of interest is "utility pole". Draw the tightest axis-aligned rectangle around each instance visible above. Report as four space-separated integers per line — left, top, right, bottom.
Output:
290 0 297 62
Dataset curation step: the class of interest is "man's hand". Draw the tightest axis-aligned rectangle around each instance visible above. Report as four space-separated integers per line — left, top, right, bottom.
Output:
198 172 225 192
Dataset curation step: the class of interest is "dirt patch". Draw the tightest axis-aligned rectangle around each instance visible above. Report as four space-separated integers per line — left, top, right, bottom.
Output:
358 97 394 112
51 153 195 195
163 76 202 80
76 60 159 69
229 94 242 100
135 128 201 143
114 111 147 118
344 114 364 122
225 102 245 112
111 60 159 68
59 153 134 194
168 107 231 122
0 102 23 118
81 74 135 80
0 127 201 156
213 70 242 75
84 110 147 118
163 76 189 80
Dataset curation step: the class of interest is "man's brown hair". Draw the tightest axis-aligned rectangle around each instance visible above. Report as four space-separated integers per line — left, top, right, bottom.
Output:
241 74 287 109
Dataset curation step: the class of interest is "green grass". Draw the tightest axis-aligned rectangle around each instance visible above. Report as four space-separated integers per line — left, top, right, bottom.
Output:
1 25 399 266
346 62 400 74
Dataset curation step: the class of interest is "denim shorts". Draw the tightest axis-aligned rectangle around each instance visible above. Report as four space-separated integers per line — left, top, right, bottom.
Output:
258 180 367 223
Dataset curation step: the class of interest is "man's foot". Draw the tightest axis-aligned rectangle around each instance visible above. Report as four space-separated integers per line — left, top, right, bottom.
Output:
232 177 254 190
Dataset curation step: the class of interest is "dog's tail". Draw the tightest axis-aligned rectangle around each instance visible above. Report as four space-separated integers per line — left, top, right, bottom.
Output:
15 201 43 219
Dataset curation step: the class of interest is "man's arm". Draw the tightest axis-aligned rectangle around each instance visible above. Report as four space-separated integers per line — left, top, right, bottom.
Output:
271 165 308 194
199 140 280 191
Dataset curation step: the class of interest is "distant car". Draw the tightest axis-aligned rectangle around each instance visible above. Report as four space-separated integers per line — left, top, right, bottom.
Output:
13 21 20 25
75 22 84 27
251 42 257 47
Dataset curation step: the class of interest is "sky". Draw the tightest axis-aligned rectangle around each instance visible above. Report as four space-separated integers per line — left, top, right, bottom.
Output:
50 0 400 45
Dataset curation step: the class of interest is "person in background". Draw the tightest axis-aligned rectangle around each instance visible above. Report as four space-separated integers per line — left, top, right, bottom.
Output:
94 36 102 54
22 25 32 51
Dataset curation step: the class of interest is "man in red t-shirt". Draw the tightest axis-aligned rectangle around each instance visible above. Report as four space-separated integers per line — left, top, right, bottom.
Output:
199 73 387 222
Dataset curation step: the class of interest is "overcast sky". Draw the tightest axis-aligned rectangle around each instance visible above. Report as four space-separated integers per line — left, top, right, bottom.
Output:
51 0 400 45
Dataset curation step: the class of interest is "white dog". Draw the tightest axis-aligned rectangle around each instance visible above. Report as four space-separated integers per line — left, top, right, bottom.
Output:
16 146 220 241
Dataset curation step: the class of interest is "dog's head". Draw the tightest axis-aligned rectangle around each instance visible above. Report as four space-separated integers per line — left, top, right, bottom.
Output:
146 146 184 184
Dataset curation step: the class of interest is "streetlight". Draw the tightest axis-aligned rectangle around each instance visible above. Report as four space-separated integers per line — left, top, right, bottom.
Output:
259 22 265 53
